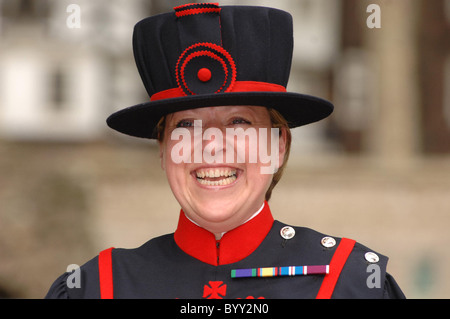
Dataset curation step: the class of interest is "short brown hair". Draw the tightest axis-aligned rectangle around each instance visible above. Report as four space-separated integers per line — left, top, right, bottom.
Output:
265 108 291 201
156 108 292 201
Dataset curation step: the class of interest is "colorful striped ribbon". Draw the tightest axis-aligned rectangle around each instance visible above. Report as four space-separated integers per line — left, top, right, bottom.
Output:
231 265 329 279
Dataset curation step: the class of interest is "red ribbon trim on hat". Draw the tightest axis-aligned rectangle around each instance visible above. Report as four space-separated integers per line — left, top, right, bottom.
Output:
150 81 287 102
174 2 219 11
174 3 221 18
175 7 221 18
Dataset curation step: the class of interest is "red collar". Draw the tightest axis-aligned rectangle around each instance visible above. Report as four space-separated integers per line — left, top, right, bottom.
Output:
174 202 274 266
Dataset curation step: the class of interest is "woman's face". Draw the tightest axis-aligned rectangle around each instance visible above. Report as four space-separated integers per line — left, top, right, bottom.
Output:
159 105 286 236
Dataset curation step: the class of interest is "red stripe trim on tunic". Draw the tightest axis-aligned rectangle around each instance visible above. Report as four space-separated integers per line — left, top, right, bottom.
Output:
98 247 115 299
316 238 356 299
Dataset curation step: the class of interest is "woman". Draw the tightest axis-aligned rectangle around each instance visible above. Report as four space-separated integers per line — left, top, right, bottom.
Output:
46 3 405 299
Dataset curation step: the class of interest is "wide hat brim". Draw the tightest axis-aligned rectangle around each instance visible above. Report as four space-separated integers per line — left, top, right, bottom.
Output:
106 91 333 139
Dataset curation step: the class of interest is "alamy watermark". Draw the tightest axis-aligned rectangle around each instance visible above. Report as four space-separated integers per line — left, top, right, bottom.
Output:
367 4 381 29
66 264 81 289
66 4 81 29
366 264 381 289
170 120 280 174
65 3 380 30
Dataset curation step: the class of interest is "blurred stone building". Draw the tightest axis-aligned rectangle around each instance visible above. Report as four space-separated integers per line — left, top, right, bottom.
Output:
0 0 449 298
2 0 449 152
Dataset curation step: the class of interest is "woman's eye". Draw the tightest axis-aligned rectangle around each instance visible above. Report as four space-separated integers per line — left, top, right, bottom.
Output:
176 119 195 128
231 118 251 125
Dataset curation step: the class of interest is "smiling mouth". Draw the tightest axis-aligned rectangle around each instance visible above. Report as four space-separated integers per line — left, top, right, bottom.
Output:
195 168 237 186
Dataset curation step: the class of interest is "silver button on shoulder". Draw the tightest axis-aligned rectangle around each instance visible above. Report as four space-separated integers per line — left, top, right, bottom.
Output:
365 252 380 263
321 236 336 248
280 226 295 240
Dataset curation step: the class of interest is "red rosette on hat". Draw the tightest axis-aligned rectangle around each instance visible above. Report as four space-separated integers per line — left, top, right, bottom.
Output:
175 42 237 96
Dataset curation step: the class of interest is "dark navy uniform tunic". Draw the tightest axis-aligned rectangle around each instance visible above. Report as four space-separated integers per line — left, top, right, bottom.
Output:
45 203 405 299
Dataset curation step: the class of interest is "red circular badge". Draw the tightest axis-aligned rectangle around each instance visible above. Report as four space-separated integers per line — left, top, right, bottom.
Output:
175 43 236 96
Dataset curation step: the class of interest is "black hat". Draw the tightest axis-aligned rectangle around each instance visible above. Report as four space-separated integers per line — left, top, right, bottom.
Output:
106 3 333 139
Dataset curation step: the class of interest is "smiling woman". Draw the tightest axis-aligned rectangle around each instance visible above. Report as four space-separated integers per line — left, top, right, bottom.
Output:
45 2 405 299
158 105 287 238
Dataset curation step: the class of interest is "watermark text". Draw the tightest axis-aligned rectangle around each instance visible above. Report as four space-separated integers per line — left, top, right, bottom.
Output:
66 4 81 29
170 120 280 174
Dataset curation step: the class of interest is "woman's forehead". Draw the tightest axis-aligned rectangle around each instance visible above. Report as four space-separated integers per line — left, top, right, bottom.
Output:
167 105 269 120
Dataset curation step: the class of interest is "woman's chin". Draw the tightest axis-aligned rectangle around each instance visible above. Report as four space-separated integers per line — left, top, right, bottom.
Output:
190 200 240 222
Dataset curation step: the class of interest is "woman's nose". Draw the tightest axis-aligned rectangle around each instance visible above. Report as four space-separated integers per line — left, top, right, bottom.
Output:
201 125 227 164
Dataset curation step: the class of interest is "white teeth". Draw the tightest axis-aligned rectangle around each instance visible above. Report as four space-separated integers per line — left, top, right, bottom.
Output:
195 168 237 186
195 168 237 179
197 175 237 186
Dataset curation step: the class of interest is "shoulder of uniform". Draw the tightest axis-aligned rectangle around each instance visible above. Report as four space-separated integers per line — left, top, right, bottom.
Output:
351 240 388 265
274 221 392 298
282 222 391 298
335 240 390 298
275 220 388 265
99 233 177 272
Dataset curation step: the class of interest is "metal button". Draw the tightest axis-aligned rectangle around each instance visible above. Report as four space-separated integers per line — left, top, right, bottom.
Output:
321 236 336 248
365 252 380 263
280 226 295 240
